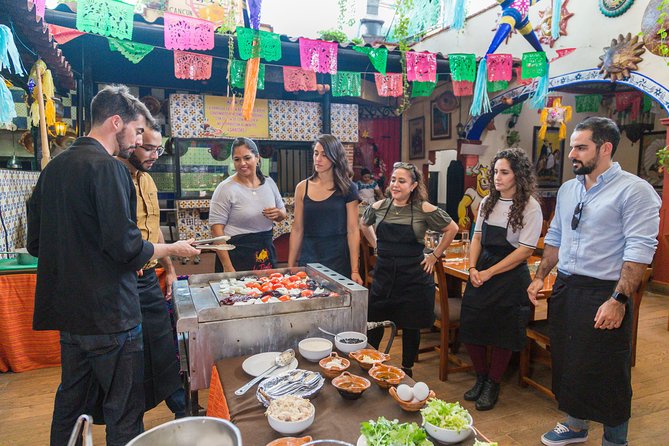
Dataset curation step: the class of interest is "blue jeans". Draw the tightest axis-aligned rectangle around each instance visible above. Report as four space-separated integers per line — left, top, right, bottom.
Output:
566 415 629 446
50 325 145 446
165 387 186 418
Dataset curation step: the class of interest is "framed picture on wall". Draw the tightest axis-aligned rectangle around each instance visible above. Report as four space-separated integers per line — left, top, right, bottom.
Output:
409 117 425 159
638 131 665 190
532 126 565 188
431 101 451 140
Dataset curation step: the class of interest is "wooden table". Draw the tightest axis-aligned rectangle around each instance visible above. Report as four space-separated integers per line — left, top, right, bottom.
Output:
209 352 494 445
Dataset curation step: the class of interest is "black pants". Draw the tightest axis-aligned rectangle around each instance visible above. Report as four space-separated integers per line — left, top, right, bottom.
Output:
368 327 421 369
51 325 145 446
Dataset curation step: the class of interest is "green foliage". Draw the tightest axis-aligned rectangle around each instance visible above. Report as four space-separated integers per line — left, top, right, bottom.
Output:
318 29 350 43
337 0 357 30
657 145 669 172
657 0 669 65
351 37 364 45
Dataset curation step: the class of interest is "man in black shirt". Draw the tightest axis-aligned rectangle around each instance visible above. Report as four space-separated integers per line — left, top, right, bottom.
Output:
27 85 200 446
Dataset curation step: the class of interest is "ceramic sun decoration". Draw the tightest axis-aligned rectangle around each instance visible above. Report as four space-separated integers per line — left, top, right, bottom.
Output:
538 97 572 140
597 32 646 82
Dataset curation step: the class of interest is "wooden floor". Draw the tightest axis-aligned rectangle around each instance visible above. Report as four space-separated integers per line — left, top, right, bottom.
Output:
1 278 667 445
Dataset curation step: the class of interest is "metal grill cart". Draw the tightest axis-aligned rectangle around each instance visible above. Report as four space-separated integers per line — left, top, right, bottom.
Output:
173 264 368 414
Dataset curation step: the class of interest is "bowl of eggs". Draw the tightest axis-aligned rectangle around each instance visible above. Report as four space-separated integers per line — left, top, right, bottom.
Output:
388 382 435 412
367 364 405 389
318 352 350 379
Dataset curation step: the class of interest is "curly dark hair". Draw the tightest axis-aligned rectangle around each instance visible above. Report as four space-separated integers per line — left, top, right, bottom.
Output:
480 148 538 232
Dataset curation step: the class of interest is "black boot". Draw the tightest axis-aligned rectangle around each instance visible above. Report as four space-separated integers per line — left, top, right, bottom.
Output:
401 367 413 378
464 374 487 401
475 378 500 411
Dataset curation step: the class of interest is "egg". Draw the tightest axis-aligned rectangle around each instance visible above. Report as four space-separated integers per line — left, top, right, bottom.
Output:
412 381 430 401
396 384 414 402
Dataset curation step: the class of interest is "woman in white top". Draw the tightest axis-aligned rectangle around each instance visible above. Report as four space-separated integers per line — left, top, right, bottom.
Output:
209 138 286 272
459 148 543 411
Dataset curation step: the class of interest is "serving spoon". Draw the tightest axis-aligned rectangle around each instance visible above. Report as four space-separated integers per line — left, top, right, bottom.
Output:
235 349 295 396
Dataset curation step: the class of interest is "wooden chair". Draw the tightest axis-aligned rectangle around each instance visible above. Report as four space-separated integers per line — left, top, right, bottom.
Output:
360 233 377 288
519 267 653 398
430 259 473 381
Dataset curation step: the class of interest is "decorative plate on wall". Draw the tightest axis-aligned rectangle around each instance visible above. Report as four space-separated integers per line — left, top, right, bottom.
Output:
599 0 635 17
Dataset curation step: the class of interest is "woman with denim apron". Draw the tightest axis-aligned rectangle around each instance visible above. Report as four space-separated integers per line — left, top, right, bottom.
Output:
459 148 543 411
362 162 459 376
210 138 286 272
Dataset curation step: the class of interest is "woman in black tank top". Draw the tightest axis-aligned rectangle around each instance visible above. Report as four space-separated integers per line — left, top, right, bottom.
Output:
288 135 362 284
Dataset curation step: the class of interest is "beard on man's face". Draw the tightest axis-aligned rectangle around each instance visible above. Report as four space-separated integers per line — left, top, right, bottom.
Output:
116 130 134 160
128 152 151 172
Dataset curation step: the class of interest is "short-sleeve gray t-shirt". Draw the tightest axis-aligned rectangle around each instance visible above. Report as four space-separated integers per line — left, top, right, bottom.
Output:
209 176 285 237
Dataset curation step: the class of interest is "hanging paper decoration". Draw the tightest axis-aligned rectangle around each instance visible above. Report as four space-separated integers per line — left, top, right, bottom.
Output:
407 0 443 37
173 50 212 80
501 102 523 114
529 63 550 109
514 66 532 86
352 46 388 75
411 81 437 97
487 80 509 92
248 0 263 29
538 97 572 140
236 27 282 61
33 0 46 20
452 81 473 97
283 66 317 92
406 51 437 82
164 12 215 51
242 57 260 120
48 25 86 44
29 60 56 127
615 91 642 120
550 47 576 62
448 54 476 82
0 76 17 125
299 38 338 74
469 57 491 116
76 0 135 40
521 51 548 78
0 25 26 76
108 38 154 63
331 72 361 97
575 95 602 113
445 0 467 29
643 95 653 113
229 59 265 90
487 53 512 81
374 73 403 97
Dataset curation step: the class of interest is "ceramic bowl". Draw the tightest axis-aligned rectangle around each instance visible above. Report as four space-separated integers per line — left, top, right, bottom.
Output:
318 352 350 379
334 331 367 354
388 386 436 412
265 436 313 446
298 337 333 362
331 371 371 400
422 413 473 444
367 364 405 389
348 348 390 370
267 404 315 435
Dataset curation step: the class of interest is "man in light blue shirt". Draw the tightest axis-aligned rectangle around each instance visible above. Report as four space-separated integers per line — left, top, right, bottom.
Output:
528 117 661 446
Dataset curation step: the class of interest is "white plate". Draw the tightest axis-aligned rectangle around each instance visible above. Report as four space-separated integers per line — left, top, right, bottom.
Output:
356 435 367 446
242 352 299 377
197 244 235 251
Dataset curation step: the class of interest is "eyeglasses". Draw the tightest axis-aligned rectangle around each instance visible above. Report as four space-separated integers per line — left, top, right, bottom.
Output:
393 162 417 180
136 144 165 156
571 202 584 230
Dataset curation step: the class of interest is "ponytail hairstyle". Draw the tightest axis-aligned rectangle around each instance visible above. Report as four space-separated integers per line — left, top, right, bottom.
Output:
231 137 265 185
311 134 353 195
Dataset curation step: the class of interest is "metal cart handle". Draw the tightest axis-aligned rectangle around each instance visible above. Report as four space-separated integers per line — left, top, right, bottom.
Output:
366 320 397 354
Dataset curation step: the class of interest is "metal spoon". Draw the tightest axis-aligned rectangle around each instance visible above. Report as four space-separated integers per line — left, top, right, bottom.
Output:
270 372 321 396
318 327 340 341
235 349 295 396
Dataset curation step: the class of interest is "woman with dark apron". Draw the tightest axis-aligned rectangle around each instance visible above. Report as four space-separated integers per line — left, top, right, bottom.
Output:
289 134 363 284
459 148 543 411
209 137 286 272
362 162 458 376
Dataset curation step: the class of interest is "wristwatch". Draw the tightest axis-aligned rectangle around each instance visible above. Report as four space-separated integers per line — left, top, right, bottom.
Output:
611 291 629 305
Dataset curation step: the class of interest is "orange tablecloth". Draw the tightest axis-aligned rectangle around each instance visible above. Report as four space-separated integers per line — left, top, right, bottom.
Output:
0 274 60 372
0 269 168 373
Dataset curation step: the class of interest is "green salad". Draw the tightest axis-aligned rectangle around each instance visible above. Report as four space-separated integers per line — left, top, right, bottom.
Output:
360 416 433 446
420 399 471 433
473 441 498 446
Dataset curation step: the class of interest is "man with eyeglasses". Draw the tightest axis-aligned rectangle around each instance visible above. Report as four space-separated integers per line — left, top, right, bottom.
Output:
116 122 188 419
527 117 661 446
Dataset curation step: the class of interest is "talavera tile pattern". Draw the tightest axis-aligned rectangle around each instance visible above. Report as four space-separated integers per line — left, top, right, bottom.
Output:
0 169 40 257
268 100 322 141
331 103 359 143
170 94 205 138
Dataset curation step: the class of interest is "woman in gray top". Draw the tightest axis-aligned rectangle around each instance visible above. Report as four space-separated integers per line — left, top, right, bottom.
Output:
209 138 286 272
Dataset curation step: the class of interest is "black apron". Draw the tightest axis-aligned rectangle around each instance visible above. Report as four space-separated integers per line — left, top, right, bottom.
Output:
549 272 631 426
459 221 532 351
138 268 182 410
299 234 350 277
215 229 276 272
368 202 435 329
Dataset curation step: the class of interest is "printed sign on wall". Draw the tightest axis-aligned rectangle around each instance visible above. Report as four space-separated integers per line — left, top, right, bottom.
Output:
204 96 269 139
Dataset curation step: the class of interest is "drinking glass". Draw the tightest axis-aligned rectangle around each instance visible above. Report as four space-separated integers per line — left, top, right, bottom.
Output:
460 231 470 265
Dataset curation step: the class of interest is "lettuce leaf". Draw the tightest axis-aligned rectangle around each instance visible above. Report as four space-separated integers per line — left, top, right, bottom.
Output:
360 416 433 446
420 399 471 432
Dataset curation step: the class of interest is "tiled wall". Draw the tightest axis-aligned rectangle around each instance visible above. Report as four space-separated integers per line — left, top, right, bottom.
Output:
0 169 39 257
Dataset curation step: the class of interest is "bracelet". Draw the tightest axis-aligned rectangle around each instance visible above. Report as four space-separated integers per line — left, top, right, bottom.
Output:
468 267 476 271
432 252 440 260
